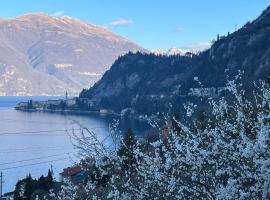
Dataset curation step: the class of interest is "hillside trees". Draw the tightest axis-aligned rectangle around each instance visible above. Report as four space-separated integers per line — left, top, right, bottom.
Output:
51 79 270 199
14 170 54 200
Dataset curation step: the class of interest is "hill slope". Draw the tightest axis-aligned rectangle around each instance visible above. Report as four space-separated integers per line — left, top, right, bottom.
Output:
80 6 270 115
0 14 144 96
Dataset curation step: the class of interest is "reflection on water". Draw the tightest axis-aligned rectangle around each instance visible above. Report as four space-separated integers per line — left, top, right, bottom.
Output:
0 97 150 193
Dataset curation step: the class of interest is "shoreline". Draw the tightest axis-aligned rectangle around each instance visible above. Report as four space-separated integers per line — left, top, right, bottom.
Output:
14 107 151 122
15 107 102 115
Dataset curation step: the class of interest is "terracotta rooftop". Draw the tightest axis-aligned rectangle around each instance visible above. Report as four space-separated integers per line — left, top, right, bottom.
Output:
60 165 82 177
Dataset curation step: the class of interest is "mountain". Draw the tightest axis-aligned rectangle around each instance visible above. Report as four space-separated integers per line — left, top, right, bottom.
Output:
151 43 211 56
0 13 145 96
151 48 188 56
80 6 270 116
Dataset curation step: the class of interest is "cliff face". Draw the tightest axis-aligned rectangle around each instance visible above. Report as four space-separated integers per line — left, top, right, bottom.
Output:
0 14 145 96
80 6 270 115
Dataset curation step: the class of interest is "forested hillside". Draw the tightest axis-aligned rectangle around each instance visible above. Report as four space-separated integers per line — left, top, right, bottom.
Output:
80 6 270 116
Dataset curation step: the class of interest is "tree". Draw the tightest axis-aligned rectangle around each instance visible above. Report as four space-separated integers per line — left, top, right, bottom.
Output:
47 169 54 189
37 176 47 191
24 174 35 199
117 128 139 170
14 170 55 200
51 79 270 199
14 180 24 200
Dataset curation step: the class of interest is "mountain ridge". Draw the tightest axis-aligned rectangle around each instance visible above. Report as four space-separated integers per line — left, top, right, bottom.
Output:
79 6 270 115
0 13 145 96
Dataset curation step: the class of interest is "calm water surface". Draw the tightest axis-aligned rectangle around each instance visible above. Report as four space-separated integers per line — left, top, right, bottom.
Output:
0 97 149 193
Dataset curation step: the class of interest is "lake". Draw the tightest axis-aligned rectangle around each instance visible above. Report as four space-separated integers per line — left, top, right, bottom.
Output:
0 96 149 193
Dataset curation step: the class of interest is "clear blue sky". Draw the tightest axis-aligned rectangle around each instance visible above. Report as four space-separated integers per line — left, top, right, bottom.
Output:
1 0 269 49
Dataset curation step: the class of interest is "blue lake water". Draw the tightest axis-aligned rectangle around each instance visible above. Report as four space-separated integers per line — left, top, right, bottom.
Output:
0 96 149 193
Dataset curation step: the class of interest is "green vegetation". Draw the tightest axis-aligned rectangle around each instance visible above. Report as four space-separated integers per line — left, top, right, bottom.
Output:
14 169 54 200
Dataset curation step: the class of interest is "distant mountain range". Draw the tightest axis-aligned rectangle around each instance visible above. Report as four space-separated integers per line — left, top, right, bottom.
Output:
151 48 188 56
80 6 270 116
0 14 145 96
151 43 211 56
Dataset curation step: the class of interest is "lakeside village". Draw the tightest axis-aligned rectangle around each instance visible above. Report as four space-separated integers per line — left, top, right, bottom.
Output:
14 91 111 115
14 86 228 116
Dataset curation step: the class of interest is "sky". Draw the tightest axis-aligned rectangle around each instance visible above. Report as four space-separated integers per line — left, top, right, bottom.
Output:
0 0 269 49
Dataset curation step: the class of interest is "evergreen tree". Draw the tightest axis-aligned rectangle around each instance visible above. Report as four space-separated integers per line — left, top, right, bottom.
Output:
24 174 35 200
47 169 54 189
37 175 47 191
86 165 109 187
13 170 55 200
14 180 24 200
117 128 138 170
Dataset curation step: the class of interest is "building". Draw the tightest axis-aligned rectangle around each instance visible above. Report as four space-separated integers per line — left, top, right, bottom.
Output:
188 87 227 97
17 102 28 109
100 109 109 114
66 98 77 106
79 98 96 108
47 99 62 106
59 165 87 183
